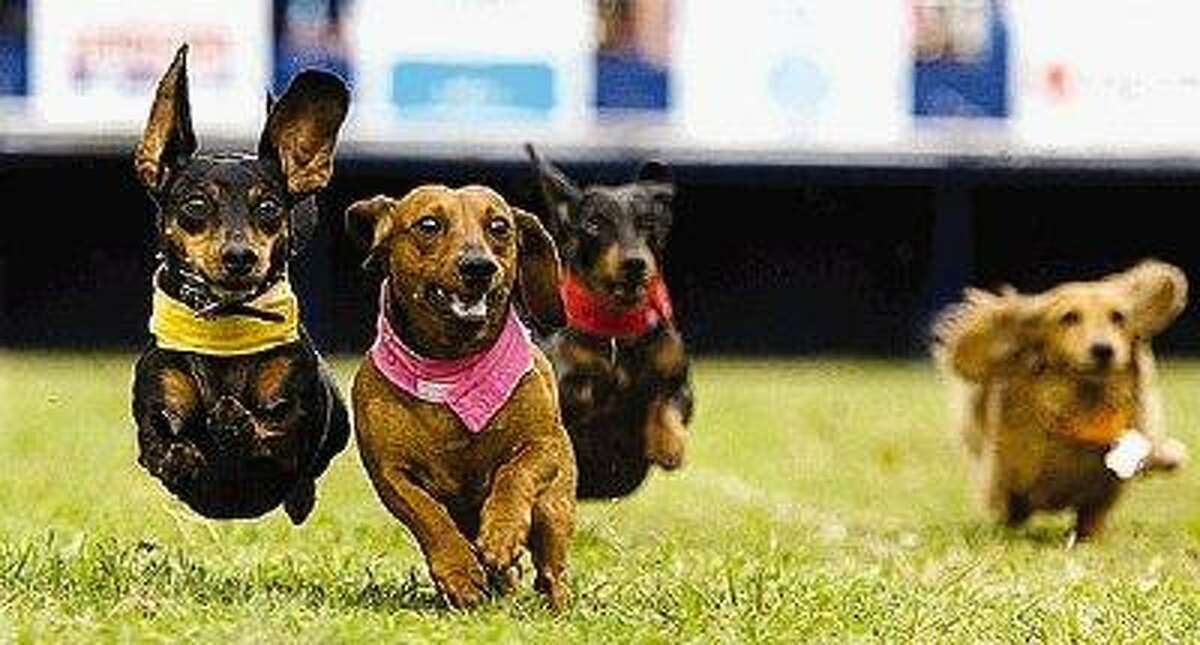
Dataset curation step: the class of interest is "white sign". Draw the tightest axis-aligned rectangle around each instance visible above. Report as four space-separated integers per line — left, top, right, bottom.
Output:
1011 0 1200 151
31 0 271 135
347 0 594 137
673 0 909 149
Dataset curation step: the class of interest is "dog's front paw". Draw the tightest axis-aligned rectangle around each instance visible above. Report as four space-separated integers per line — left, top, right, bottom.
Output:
429 547 490 610
644 400 688 470
476 517 528 576
156 441 205 490
535 570 571 612
1149 437 1188 472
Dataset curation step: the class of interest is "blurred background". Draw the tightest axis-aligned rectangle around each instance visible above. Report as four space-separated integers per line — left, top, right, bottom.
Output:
3 0 1200 356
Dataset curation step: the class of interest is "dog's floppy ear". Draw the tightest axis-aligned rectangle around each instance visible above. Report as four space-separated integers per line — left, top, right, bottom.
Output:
932 287 1035 382
345 195 396 269
636 159 676 200
514 207 565 330
259 70 350 195
134 44 198 193
1121 260 1188 336
525 143 581 238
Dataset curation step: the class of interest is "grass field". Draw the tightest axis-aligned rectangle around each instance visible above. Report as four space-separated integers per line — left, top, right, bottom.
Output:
4 353 1200 643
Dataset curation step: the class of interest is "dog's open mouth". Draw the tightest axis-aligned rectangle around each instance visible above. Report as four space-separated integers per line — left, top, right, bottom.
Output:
427 285 492 324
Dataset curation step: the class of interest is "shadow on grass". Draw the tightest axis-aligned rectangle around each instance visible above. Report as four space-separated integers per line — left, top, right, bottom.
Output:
957 517 1075 548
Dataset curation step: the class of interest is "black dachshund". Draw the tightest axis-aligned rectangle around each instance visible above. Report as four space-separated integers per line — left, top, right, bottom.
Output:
526 144 694 499
130 45 350 523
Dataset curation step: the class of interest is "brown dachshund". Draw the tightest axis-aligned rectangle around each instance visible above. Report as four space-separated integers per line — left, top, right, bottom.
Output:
345 185 576 610
131 45 350 523
526 145 694 499
932 260 1188 540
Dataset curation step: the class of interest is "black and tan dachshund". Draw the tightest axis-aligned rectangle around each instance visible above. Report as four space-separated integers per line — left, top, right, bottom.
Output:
130 45 350 524
526 144 694 499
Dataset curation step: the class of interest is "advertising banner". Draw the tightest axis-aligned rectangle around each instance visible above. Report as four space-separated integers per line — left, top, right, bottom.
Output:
347 0 594 135
1010 0 1200 150
673 0 908 148
30 0 271 134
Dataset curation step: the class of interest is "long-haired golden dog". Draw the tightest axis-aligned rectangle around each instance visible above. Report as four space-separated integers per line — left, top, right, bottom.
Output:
932 260 1189 540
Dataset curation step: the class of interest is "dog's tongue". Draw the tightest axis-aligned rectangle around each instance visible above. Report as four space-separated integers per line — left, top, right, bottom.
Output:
449 293 488 321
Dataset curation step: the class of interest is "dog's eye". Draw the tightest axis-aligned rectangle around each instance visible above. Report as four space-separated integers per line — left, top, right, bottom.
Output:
178 196 211 230
486 217 511 240
413 215 443 236
1111 310 1127 325
580 214 604 236
255 199 282 222
1060 310 1081 326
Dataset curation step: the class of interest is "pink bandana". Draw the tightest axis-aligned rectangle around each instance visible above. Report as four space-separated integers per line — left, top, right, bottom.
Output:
369 283 533 433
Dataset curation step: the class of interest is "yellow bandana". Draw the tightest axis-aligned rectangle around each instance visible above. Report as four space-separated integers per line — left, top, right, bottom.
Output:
149 279 301 355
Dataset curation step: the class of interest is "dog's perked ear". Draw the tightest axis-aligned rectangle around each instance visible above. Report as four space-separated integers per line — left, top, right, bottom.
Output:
513 207 566 330
134 44 198 193
1121 260 1188 337
345 195 395 269
525 143 581 238
259 70 350 195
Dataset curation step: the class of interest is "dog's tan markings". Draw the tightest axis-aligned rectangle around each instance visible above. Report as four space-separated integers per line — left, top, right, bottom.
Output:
643 397 687 470
254 356 293 405
159 368 199 417
593 243 623 291
650 328 687 377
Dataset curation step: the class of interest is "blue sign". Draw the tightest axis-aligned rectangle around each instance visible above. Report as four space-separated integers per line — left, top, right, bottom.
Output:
391 61 556 120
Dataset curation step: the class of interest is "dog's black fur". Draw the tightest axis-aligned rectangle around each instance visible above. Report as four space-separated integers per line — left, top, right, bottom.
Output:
130 45 350 523
527 144 694 499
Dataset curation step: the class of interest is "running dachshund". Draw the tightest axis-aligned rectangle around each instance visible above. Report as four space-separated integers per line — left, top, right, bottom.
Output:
526 144 694 499
130 45 350 524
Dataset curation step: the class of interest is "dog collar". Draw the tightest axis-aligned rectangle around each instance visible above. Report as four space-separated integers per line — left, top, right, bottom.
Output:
1059 405 1133 446
560 271 673 339
149 274 301 355
370 282 533 433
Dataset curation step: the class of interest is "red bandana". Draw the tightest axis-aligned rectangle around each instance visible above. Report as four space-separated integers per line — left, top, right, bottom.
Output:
560 271 674 339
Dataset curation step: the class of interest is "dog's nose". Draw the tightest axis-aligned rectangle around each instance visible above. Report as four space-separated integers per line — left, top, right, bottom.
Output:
222 246 258 277
457 254 498 283
1090 343 1115 365
621 257 648 282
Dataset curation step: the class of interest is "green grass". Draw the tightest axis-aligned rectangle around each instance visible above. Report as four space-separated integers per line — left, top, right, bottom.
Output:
5 353 1200 643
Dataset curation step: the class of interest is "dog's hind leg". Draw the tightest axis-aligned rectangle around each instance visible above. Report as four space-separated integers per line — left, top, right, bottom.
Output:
1004 492 1032 528
284 477 315 525
529 476 575 611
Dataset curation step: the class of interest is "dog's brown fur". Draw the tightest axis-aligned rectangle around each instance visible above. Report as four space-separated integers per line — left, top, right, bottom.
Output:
932 260 1189 539
346 185 576 610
